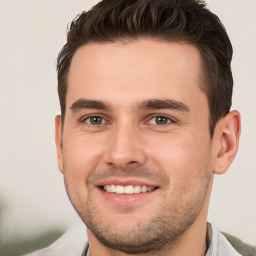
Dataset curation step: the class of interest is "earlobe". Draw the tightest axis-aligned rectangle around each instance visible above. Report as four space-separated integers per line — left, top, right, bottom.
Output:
55 115 64 174
213 110 241 175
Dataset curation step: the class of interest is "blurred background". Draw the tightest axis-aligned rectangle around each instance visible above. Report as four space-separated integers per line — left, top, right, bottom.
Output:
0 0 255 255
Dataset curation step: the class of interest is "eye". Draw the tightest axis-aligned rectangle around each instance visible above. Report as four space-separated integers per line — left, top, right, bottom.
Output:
149 116 172 125
84 116 106 125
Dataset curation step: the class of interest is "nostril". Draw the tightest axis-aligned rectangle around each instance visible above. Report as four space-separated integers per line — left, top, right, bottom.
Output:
107 160 138 167
107 162 115 167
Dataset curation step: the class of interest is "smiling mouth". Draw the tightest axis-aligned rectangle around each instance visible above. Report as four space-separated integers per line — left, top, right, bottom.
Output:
101 184 158 194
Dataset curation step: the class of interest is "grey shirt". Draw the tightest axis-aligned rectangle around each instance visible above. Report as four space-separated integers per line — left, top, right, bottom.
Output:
24 223 241 256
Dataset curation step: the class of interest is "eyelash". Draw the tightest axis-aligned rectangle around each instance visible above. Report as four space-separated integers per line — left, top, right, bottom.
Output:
81 115 108 125
80 114 175 127
147 115 174 125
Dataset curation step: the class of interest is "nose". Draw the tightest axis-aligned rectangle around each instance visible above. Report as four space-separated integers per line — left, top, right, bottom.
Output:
103 124 147 168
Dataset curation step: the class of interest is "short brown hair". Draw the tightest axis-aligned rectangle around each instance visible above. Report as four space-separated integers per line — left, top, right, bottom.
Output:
57 0 233 136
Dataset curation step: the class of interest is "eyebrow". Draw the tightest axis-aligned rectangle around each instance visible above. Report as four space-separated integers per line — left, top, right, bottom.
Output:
70 99 110 111
70 98 190 112
138 99 190 112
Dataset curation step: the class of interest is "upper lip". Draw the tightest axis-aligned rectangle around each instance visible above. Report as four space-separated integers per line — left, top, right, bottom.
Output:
94 178 159 188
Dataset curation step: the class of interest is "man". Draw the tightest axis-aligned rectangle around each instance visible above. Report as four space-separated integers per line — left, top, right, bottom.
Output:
26 0 242 255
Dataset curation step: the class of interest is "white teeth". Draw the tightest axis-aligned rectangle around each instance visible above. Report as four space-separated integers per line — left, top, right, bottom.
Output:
124 185 133 194
133 185 141 194
116 185 125 194
141 186 147 193
110 184 116 193
102 184 155 194
147 187 153 192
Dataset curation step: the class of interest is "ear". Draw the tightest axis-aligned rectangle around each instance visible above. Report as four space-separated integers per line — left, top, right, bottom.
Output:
212 110 241 175
55 115 64 174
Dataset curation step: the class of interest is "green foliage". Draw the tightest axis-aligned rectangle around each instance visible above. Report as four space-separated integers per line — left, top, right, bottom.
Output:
223 232 256 256
0 230 64 256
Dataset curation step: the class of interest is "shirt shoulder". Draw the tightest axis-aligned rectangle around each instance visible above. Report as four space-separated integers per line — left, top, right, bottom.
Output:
206 223 241 256
22 225 88 256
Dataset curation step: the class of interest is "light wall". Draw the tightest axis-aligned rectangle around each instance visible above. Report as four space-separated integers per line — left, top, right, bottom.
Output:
0 0 255 245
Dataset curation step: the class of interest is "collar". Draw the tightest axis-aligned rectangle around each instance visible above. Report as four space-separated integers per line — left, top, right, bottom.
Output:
81 241 89 256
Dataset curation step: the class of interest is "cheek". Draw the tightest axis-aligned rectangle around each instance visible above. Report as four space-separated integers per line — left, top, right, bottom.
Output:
62 139 96 207
147 133 212 179
62 136 103 183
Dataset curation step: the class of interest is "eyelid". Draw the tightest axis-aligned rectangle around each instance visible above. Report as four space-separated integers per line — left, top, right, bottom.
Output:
145 114 177 125
85 116 106 124
79 113 110 124
78 113 178 126
148 116 171 125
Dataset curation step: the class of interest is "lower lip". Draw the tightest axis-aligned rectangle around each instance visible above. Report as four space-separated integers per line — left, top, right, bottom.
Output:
98 187 157 204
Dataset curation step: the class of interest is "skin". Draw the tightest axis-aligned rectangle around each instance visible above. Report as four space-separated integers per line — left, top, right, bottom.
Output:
55 39 241 256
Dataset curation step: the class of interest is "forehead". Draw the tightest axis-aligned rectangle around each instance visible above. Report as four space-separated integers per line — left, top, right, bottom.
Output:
67 39 206 109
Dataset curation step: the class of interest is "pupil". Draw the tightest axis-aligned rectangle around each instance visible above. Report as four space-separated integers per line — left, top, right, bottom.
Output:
156 116 167 124
90 116 102 124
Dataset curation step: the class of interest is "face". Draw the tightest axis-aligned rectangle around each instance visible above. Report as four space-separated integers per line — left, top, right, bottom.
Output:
56 39 215 254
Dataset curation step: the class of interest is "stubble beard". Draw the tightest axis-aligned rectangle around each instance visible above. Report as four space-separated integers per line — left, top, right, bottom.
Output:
66 167 212 255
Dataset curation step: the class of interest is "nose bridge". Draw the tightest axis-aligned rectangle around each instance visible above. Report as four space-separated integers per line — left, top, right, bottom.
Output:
104 119 146 168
